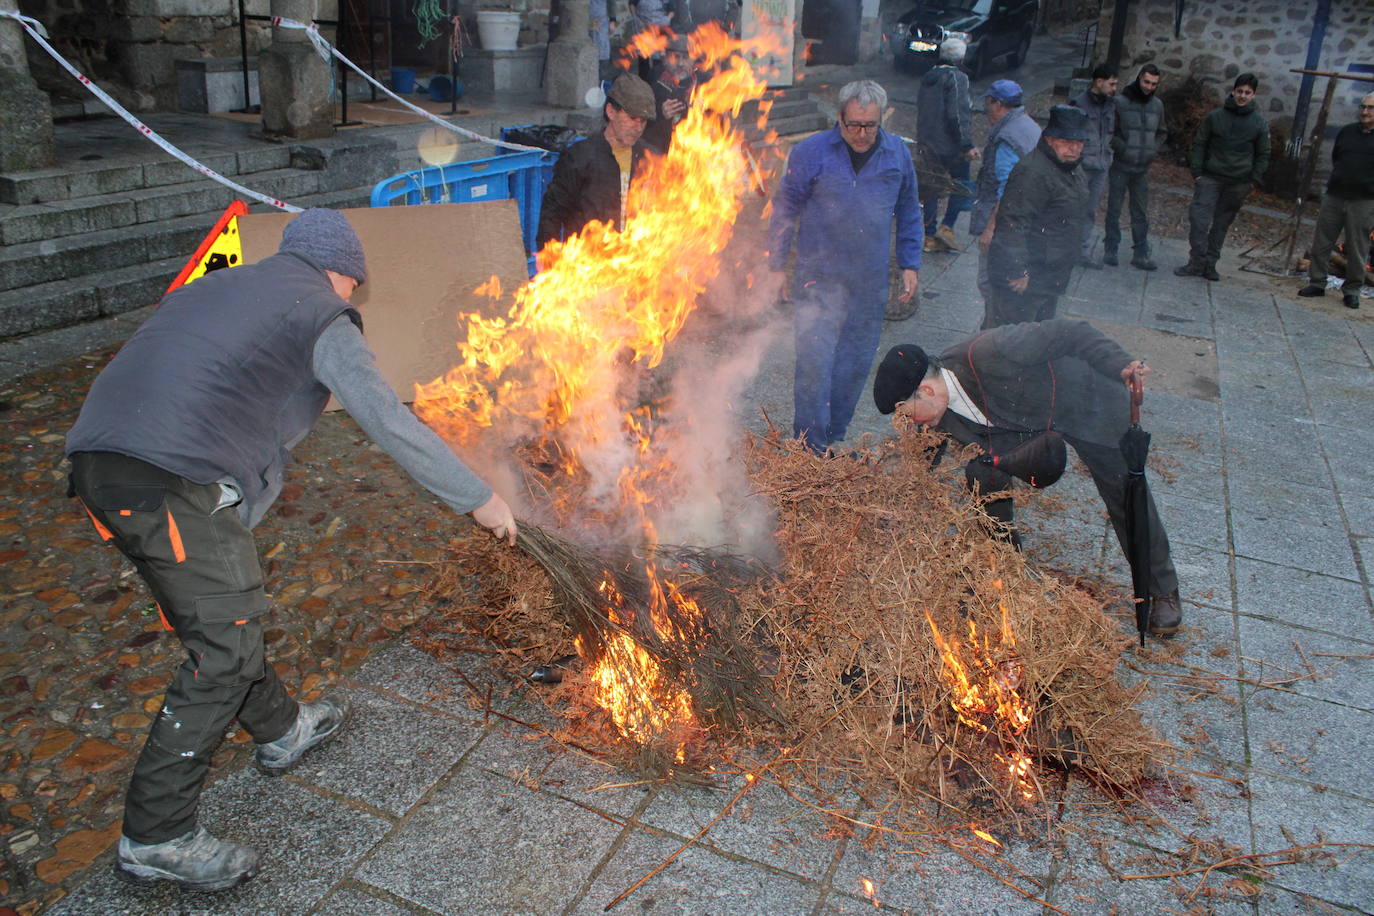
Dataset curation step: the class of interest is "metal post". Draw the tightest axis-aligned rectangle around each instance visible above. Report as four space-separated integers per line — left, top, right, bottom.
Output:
238 0 252 112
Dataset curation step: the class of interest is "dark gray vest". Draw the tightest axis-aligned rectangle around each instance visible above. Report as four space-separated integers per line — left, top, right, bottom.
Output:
969 107 1041 235
66 251 355 519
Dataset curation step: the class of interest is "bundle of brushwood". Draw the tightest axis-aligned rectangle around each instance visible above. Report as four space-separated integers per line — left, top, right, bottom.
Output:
424 427 1171 823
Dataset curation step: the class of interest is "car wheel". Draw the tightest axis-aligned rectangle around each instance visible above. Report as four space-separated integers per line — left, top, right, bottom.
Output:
1010 31 1032 68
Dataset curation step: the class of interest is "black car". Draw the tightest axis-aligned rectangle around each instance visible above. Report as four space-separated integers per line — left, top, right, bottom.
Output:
888 0 1039 78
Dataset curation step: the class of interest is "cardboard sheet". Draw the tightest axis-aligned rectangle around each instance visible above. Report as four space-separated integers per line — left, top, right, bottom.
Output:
238 202 529 407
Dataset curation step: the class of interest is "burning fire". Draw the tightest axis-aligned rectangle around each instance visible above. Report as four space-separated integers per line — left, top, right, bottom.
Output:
926 589 1038 801
412 24 784 752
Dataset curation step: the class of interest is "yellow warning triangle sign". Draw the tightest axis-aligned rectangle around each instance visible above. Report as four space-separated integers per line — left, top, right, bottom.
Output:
166 200 250 294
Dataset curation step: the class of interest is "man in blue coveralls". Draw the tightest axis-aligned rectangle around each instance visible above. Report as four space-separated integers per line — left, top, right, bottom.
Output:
766 79 922 454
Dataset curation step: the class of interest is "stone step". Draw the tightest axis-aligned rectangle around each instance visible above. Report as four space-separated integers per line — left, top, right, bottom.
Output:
0 256 184 339
0 146 293 206
0 134 399 207
0 183 379 338
0 148 401 247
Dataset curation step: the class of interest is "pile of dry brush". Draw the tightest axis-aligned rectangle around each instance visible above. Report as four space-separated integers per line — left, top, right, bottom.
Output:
423 428 1172 826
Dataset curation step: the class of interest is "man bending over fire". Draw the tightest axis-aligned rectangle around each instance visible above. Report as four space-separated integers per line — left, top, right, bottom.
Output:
872 318 1181 638
65 209 517 892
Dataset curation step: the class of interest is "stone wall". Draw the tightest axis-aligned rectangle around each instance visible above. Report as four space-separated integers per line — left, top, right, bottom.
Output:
1097 0 1374 138
17 0 341 112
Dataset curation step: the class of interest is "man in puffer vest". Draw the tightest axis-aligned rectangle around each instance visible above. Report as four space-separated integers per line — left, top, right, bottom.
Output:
1175 73 1269 281
65 209 518 892
1105 64 1168 271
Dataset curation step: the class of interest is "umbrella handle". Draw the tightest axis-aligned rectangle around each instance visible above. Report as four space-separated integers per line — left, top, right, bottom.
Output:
1128 372 1143 426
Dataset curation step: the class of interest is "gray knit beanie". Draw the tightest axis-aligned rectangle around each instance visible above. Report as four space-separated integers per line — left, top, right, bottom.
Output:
279 208 367 285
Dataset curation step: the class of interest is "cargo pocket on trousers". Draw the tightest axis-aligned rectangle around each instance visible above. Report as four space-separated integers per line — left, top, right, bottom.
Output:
192 588 271 686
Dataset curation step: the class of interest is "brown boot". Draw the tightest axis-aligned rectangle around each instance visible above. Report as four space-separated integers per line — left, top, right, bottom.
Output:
1147 591 1182 638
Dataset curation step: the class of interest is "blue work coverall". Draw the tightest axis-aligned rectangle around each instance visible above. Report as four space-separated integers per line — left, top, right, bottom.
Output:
769 125 922 452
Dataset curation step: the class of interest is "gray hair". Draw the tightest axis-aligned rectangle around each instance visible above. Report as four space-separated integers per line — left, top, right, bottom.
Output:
838 80 888 115
939 37 966 63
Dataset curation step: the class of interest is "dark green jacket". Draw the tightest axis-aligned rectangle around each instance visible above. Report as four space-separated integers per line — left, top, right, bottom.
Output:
1190 95 1269 183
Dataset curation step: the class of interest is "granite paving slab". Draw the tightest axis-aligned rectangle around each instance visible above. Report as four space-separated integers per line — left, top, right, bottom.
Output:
1230 513 1361 581
1232 557 1374 642
353 640 523 720
48 769 393 915
354 766 629 915
830 836 1050 915
1240 688 1374 797
1225 474 1344 533
1246 771 1374 911
315 883 432 915
1236 615 1374 709
637 773 841 881
569 830 824 915
287 687 485 817
1168 542 1234 610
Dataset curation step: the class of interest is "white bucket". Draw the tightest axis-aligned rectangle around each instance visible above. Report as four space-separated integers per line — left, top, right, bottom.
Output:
476 11 521 51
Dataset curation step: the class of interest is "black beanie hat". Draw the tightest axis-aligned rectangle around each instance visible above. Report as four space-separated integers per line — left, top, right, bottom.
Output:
279 208 368 285
873 344 931 415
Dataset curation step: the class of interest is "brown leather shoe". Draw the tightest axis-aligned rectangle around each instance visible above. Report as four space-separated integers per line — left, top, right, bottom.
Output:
1147 591 1182 637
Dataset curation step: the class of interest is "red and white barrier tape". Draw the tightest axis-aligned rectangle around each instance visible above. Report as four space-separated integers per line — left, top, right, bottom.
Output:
1 8 300 212
269 16 544 154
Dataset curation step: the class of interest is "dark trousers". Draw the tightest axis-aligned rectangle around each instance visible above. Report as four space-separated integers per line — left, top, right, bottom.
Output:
1079 167 1109 255
792 279 885 453
956 428 1178 597
1307 193 1374 289
70 452 296 844
1186 174 1252 266
1104 166 1151 257
921 153 970 233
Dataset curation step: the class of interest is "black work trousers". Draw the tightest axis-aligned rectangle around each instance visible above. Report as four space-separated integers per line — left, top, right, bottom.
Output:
1104 166 1151 257
1186 175 1252 267
955 428 1178 598
70 452 297 844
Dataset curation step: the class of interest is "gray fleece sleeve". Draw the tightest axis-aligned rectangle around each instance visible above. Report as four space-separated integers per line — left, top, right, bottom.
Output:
312 315 493 515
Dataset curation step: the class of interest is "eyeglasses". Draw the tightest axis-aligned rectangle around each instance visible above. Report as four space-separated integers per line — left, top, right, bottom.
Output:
843 120 880 133
1361 104 1374 110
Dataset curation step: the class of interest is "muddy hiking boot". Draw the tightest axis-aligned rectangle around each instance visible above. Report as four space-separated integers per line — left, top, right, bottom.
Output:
255 694 351 776
115 826 260 892
1173 261 1205 277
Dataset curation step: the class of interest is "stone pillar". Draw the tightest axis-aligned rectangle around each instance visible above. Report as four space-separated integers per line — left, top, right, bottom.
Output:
258 0 333 139
544 0 597 109
0 0 56 171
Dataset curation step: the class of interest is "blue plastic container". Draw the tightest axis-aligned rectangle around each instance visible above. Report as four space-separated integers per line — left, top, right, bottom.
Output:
390 67 416 94
370 148 558 276
428 75 462 102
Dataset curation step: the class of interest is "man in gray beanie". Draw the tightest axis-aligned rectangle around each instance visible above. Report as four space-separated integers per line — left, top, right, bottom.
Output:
65 208 517 892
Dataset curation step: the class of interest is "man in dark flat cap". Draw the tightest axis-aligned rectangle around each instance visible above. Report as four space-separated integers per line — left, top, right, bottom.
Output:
537 72 664 248
872 319 1181 639
983 105 1091 329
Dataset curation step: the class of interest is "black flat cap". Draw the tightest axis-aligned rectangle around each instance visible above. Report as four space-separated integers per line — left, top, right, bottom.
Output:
873 344 930 415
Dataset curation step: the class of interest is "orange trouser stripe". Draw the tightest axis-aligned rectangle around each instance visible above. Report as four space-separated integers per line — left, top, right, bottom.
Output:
155 602 173 632
81 504 115 542
166 508 186 564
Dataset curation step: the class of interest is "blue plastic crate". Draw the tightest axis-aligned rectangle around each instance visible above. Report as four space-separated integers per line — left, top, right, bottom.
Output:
370 148 557 271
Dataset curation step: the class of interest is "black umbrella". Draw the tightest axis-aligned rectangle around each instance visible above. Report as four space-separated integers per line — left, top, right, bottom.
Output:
1119 373 1152 646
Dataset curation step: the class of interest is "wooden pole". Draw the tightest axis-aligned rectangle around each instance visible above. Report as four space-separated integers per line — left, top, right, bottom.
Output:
1279 69 1369 273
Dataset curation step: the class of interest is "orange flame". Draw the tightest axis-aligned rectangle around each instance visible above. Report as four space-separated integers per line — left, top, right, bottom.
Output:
413 25 786 751
926 605 1038 800
859 877 879 907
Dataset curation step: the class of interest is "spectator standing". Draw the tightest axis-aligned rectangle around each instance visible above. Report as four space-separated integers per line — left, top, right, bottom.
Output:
968 80 1041 300
767 79 922 454
983 106 1090 329
643 35 697 152
1104 64 1167 270
1070 63 1118 267
1175 73 1269 282
916 37 977 251
536 74 662 249
1297 92 1374 310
